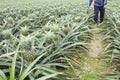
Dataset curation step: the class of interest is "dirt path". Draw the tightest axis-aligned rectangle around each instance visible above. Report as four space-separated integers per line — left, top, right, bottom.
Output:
89 27 103 58
66 25 112 80
81 26 112 79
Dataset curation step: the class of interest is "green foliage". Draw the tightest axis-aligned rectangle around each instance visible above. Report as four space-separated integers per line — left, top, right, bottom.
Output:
103 0 120 79
0 0 91 79
80 72 97 80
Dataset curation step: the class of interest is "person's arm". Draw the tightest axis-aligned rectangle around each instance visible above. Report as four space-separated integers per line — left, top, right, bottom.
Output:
87 0 93 8
87 0 93 13
104 0 107 5
104 0 107 9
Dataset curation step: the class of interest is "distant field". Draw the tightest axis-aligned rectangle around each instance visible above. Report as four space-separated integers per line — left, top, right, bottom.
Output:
0 0 87 10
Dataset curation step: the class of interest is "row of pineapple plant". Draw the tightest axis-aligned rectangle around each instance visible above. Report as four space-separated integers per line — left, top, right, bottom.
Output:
0 1 92 80
102 0 120 79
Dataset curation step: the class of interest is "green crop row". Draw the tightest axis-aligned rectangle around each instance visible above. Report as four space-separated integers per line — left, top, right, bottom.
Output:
0 0 92 80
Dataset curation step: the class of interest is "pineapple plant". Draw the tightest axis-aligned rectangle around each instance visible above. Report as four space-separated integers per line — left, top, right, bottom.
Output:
49 15 55 21
20 34 33 49
6 17 14 23
20 26 29 36
44 31 56 43
75 16 82 22
6 23 13 28
5 17 14 28
50 24 60 32
28 13 37 19
44 24 51 31
1 29 12 39
35 31 42 38
23 49 35 61
62 25 70 34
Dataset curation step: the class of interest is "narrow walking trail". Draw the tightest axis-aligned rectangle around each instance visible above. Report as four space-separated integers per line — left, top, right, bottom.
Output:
66 24 112 80
89 27 103 58
87 27 106 73
80 25 112 80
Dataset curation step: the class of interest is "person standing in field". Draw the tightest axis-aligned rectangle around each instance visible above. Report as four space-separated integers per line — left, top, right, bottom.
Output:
87 0 107 24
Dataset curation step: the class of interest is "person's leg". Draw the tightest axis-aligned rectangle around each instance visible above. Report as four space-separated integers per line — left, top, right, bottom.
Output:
94 5 99 24
100 6 105 23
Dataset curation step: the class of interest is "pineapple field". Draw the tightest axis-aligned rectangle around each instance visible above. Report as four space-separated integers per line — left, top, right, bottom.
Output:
0 0 120 80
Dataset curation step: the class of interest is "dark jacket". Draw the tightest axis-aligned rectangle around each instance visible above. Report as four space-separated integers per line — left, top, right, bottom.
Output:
88 0 107 8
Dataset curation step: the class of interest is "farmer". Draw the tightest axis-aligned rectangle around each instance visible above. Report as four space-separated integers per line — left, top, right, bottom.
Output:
87 0 107 24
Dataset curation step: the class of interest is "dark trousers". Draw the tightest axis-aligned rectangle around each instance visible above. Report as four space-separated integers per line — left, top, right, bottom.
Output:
94 5 105 24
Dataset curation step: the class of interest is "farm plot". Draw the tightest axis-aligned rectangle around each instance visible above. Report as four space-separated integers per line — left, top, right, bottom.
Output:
0 0 120 80
0 0 92 80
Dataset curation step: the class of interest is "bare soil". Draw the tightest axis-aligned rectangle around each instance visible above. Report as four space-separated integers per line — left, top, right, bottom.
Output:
67 26 113 80
89 28 104 58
